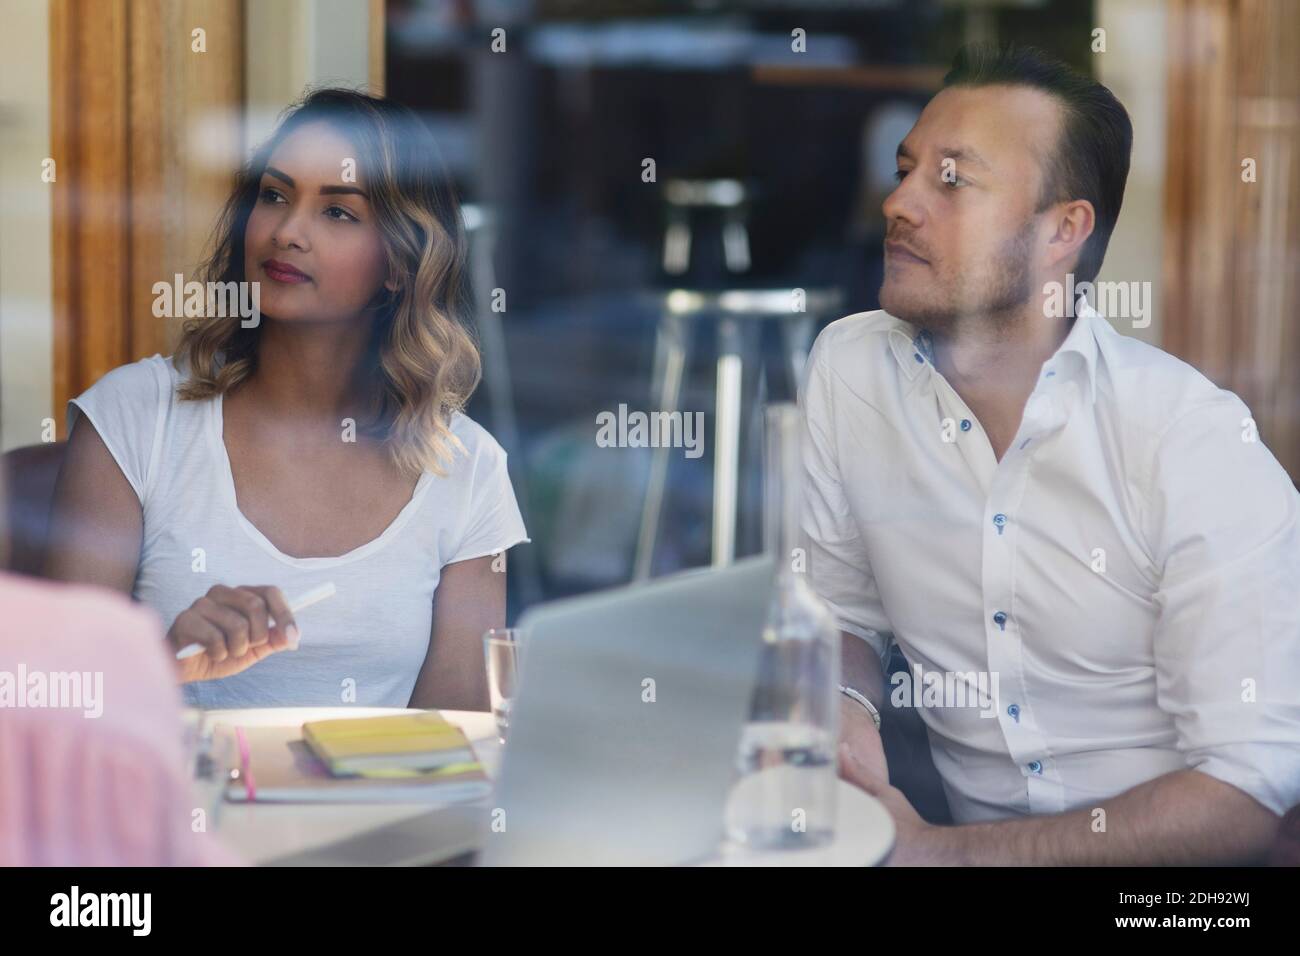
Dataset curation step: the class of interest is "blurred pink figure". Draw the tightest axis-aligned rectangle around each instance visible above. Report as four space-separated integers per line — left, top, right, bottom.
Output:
0 573 241 866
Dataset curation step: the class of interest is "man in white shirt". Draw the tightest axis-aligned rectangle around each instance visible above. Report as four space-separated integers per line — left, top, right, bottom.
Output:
808 43 1300 864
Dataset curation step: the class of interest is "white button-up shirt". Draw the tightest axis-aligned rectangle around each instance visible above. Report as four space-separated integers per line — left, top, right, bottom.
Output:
801 301 1300 824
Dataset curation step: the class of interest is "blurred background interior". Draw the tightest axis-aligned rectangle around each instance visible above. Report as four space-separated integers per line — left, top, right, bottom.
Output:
2 0 1298 621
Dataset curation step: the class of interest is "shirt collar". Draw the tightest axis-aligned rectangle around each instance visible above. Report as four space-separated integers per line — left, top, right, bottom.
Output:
1054 296 1100 405
887 321 934 389
885 296 1099 405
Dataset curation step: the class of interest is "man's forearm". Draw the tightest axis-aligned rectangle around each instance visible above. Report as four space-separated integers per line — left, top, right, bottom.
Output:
913 769 1280 866
841 631 887 711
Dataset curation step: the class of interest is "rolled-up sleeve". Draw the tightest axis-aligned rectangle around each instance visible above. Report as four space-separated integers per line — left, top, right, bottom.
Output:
1148 394 1300 816
799 331 893 668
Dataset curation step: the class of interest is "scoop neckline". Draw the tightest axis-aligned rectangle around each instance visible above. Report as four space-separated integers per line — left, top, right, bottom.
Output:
206 393 433 569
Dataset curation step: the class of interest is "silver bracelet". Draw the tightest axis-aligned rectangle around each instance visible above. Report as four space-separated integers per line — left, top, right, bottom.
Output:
839 684 882 729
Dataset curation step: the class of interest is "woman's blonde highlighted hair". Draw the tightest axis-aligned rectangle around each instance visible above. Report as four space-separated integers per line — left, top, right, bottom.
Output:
177 87 480 476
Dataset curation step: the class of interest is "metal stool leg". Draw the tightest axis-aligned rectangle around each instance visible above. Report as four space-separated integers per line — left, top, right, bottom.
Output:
722 211 751 273
781 312 816 397
712 317 744 567
662 210 692 275
633 311 689 582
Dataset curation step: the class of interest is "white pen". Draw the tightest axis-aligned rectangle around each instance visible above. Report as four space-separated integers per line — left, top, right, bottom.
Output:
175 581 337 660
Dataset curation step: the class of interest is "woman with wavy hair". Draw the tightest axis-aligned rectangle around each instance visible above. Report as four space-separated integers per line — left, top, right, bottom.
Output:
46 88 528 711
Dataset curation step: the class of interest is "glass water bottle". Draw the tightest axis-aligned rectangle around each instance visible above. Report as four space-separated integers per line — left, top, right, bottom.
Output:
724 402 841 849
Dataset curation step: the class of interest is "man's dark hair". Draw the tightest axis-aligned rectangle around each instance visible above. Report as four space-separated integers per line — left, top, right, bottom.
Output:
942 43 1132 285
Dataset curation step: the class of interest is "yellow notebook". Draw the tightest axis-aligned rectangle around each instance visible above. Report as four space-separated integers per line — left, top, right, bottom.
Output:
303 712 478 775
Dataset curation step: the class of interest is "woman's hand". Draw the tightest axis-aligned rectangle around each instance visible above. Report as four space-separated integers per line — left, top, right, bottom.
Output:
168 585 299 683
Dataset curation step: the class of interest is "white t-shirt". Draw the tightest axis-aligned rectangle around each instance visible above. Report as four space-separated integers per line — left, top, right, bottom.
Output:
67 354 529 709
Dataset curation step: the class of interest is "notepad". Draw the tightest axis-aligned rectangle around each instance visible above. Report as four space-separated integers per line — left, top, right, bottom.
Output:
223 720 490 804
304 712 477 775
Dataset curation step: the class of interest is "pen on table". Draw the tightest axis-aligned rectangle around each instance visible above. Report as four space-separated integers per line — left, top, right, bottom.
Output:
234 726 256 801
175 581 337 660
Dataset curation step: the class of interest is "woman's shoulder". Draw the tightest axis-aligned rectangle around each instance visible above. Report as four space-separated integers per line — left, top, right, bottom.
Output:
425 411 513 493
65 354 208 503
432 413 528 557
68 355 172 437
81 352 212 409
447 410 508 464
82 353 176 398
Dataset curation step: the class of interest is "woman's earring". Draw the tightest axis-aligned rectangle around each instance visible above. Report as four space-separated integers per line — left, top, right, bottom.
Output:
372 284 398 311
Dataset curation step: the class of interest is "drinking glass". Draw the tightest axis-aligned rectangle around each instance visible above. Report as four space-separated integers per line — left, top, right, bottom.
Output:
484 628 524 743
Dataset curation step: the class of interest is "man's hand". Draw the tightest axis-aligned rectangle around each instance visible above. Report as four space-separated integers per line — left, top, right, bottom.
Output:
838 694 888 790
837 633 942 863
837 694 939 865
